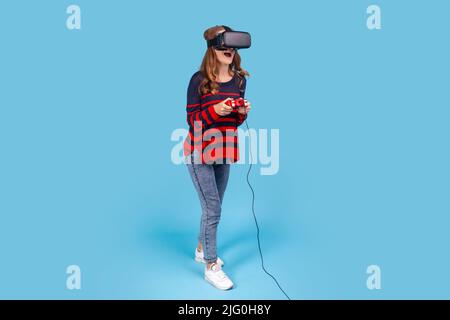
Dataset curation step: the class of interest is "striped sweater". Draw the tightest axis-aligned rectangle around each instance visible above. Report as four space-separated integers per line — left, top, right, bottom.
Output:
183 71 248 164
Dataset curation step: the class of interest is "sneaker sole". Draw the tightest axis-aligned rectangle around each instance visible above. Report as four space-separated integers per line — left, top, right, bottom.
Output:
204 275 233 291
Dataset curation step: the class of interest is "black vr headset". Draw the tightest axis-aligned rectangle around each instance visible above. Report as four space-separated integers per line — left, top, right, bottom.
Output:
206 25 251 51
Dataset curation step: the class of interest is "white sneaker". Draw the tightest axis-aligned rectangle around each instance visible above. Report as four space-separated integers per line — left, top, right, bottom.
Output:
195 248 224 267
204 263 234 290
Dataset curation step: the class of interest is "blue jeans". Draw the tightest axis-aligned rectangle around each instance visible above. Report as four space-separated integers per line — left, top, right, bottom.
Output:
185 150 230 263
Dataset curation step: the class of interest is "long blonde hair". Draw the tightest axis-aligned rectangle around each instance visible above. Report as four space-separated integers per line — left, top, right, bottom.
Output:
198 25 250 95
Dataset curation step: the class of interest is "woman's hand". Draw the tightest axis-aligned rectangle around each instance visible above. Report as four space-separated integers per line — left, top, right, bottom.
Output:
238 100 251 115
214 98 234 116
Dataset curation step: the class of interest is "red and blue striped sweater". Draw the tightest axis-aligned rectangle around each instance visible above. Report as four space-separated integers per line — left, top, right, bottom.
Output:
183 71 248 164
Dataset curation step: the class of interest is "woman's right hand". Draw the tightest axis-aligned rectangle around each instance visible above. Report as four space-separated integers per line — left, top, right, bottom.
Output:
214 98 234 116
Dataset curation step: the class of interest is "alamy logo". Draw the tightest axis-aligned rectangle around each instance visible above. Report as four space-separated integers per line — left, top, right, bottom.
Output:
367 5 381 30
366 265 381 290
66 265 81 290
66 5 81 30
170 126 280 175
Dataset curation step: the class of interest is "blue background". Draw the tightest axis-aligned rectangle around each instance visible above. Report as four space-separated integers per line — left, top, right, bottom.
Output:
0 0 449 299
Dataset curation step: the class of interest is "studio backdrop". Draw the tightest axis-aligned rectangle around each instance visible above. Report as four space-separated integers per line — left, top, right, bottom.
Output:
0 0 449 299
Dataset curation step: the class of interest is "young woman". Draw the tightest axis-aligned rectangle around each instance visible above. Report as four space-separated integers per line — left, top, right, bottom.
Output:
183 25 251 290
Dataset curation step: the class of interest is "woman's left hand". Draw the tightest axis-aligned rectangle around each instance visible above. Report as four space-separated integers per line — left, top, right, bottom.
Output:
238 100 251 115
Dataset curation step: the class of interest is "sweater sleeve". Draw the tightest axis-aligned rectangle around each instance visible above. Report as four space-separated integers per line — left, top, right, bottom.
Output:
186 72 220 131
236 76 248 127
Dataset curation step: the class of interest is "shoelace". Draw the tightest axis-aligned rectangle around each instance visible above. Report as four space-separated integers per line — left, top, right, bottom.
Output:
210 264 227 279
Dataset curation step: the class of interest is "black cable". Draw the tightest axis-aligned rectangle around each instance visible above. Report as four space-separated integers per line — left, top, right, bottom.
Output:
244 119 291 300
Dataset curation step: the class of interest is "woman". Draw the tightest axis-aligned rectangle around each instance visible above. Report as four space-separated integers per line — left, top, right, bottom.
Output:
183 25 252 290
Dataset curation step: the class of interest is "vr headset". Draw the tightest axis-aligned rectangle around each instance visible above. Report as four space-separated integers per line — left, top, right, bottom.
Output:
207 25 251 51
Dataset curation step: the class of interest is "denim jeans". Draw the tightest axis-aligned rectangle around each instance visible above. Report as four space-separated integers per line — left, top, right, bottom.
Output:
185 149 230 263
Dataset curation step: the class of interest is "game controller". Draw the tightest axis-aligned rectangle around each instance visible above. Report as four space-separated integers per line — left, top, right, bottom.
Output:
225 97 249 112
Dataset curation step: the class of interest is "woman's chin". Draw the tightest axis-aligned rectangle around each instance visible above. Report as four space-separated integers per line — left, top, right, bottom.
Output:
220 60 233 65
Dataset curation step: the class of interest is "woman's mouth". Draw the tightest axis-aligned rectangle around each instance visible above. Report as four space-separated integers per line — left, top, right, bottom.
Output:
224 52 233 58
